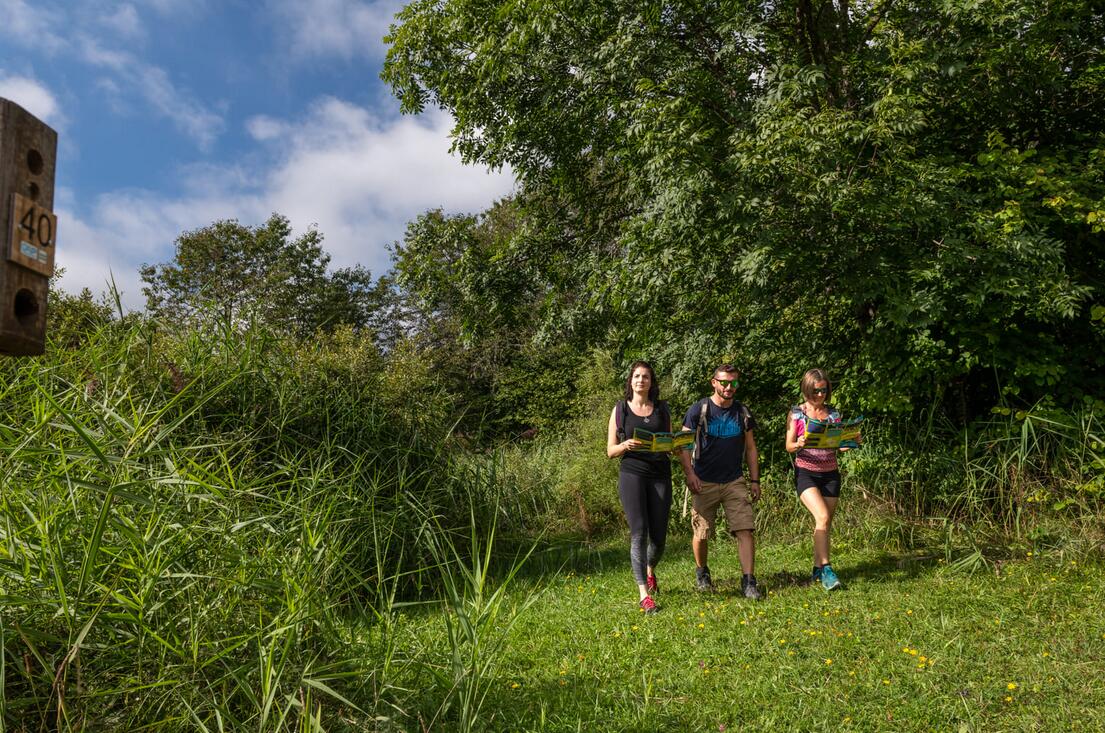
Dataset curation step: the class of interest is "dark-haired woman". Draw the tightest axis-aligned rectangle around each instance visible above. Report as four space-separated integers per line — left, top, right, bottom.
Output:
784 368 858 591
606 361 673 614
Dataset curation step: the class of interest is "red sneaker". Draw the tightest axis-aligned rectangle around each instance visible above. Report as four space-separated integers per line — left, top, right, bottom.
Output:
639 596 659 614
646 572 659 594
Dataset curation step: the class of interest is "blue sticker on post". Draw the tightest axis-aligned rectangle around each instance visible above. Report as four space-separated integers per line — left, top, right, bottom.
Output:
20 241 38 259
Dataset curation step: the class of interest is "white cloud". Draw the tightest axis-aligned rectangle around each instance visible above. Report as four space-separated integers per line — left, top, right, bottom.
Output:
0 0 66 53
246 115 289 141
257 98 514 270
99 3 145 39
1 3 222 149
135 0 207 15
268 0 406 59
77 36 224 148
56 97 514 309
0 73 61 124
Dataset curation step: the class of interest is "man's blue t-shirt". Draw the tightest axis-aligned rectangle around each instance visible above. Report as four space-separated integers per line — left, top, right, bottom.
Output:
683 398 758 484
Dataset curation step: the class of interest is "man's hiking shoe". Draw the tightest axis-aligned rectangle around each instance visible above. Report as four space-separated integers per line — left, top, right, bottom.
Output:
820 565 842 591
639 596 659 614
741 575 764 601
695 567 715 593
646 572 659 595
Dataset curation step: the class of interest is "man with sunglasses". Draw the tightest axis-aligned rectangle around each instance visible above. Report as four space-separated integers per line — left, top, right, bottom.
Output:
678 364 763 599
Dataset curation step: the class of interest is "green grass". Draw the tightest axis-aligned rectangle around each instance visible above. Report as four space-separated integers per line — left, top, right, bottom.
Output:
4 319 1102 730
383 525 1105 732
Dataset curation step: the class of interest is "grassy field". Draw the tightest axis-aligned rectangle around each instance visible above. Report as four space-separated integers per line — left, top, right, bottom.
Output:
383 525 1105 732
3 320 1101 730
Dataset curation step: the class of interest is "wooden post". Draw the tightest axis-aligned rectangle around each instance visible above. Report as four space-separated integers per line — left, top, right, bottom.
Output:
0 97 57 356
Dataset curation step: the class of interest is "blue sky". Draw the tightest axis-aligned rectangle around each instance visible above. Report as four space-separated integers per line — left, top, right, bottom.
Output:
0 0 515 308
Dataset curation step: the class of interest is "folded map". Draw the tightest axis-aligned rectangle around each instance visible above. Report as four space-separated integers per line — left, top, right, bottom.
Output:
632 428 696 452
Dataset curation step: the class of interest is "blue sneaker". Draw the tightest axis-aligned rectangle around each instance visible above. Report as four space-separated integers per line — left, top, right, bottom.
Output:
820 564 841 591
811 566 823 583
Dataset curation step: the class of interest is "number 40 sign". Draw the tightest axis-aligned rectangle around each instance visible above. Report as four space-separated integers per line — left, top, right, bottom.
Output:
8 192 56 277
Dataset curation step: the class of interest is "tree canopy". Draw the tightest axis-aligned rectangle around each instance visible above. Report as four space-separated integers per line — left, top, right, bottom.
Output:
384 0 1105 415
140 214 394 340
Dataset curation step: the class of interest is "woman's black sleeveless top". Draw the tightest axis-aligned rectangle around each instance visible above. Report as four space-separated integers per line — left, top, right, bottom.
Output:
620 403 672 478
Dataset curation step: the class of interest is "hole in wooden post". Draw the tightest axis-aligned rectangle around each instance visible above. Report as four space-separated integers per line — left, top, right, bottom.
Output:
14 289 39 327
27 149 44 175
27 182 40 201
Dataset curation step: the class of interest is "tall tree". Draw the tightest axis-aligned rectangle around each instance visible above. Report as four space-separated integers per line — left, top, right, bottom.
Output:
141 214 389 339
384 0 1105 415
391 199 583 435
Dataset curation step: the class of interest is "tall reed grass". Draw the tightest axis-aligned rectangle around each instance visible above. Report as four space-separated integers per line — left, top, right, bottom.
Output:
0 317 535 730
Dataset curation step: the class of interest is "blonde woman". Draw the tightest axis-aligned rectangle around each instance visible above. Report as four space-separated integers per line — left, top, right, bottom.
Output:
785 368 857 591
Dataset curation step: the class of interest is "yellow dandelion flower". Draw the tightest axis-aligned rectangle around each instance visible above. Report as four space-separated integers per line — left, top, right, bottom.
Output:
1007 682 1018 691
632 625 638 631
1004 696 1013 703
511 682 520 689
882 679 890 685
779 639 787 645
825 658 833 665
906 610 913 615
698 623 705 629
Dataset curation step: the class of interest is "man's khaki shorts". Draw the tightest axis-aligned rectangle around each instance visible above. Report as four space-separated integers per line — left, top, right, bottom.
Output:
691 477 755 539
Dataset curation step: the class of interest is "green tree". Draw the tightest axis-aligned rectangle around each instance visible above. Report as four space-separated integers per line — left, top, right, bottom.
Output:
384 0 1105 416
392 199 588 435
140 214 387 339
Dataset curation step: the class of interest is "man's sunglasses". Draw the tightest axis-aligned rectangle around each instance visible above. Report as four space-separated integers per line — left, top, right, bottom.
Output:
715 379 739 388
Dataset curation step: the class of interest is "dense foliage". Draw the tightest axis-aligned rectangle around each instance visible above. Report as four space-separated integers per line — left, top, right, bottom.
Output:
0 313 527 728
140 214 396 340
384 0 1105 417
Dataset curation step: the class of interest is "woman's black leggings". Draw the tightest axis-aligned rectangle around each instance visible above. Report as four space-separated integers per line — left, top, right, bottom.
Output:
618 471 673 585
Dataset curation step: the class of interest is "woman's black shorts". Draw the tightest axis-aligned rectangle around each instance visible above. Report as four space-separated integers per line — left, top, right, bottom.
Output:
795 467 841 498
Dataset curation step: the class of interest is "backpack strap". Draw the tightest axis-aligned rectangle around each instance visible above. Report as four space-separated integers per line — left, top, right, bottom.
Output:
738 402 753 433
692 398 709 462
615 400 628 442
